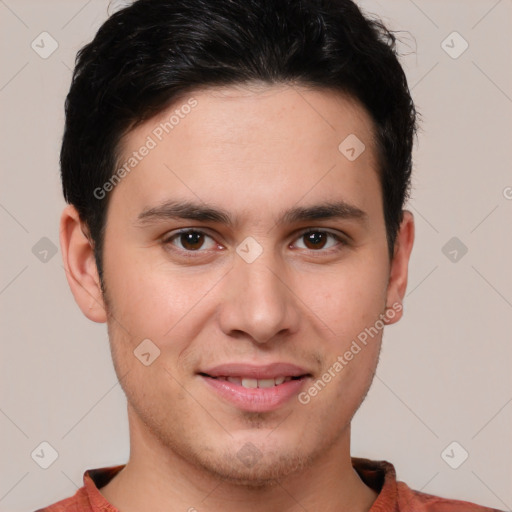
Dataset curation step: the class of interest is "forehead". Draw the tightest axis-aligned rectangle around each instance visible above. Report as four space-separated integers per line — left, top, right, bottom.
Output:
154 83 375 154
112 84 381 222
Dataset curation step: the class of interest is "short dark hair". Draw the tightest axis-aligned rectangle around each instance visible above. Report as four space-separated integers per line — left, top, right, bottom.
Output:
61 0 418 279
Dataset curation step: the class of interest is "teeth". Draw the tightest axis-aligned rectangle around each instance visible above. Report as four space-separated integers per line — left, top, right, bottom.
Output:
218 376 298 388
257 378 276 388
212 375 301 387
241 378 258 388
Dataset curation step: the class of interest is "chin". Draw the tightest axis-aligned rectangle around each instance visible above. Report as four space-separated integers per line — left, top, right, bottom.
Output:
189 441 316 488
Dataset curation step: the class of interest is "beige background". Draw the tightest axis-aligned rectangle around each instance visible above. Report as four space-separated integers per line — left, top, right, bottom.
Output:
1 0 511 510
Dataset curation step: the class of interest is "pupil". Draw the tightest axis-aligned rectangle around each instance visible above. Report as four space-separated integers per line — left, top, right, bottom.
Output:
182 232 203 250
305 232 326 249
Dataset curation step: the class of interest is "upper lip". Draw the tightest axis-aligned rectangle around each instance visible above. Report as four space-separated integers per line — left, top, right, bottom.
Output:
199 362 311 380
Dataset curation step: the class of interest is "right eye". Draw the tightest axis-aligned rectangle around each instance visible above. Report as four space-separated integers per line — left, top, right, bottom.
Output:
163 229 220 253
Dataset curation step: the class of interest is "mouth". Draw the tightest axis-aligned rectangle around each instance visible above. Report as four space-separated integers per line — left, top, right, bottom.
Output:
197 363 312 412
198 373 309 388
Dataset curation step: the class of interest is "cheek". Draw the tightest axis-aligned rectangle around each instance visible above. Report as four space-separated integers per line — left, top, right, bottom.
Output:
102 249 226 369
102 245 189 334
308 255 389 340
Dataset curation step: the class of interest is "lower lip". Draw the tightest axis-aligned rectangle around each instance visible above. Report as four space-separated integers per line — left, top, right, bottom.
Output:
200 375 309 412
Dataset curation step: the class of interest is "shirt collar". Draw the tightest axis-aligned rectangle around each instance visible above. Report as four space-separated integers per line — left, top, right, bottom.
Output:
83 458 397 511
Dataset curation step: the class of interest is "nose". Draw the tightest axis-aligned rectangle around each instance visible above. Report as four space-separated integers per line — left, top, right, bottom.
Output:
217 248 301 345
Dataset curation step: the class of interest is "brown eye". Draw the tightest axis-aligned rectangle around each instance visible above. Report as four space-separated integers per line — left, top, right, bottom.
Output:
165 230 217 251
179 231 205 250
302 231 328 250
294 230 342 251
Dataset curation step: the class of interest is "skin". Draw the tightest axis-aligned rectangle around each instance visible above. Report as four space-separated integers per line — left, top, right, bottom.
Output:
60 83 414 512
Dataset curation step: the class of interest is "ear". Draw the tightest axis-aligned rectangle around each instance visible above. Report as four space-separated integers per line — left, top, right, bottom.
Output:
60 205 107 323
384 210 414 325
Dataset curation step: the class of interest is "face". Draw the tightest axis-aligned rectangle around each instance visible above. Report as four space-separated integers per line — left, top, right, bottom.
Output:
63 83 413 486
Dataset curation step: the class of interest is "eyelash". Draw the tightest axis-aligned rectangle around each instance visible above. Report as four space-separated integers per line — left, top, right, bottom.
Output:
162 228 347 257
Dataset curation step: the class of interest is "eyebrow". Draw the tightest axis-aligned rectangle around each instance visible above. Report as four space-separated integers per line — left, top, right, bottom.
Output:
136 199 368 227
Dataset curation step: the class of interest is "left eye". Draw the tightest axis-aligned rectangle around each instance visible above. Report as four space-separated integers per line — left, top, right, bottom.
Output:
165 230 217 251
293 230 342 251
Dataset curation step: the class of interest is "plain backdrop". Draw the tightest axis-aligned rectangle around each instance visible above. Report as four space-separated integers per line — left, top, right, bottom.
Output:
0 1 511 511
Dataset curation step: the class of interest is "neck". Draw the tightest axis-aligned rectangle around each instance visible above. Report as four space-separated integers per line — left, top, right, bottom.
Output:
100 408 378 512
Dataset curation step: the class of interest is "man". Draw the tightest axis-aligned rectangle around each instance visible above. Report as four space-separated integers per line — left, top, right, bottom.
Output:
36 0 502 510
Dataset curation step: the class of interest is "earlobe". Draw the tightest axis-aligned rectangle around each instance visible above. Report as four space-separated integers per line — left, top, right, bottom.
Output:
60 205 107 323
384 210 415 325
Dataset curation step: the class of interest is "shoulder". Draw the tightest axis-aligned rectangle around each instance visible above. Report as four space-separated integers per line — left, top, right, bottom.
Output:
352 457 504 512
397 481 504 512
33 486 89 512
32 465 124 512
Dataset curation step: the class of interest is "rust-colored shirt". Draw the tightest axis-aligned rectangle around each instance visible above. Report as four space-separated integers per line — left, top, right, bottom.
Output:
35 457 503 511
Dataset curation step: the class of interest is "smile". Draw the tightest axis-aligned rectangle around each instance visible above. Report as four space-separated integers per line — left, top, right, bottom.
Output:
203 375 305 388
199 372 310 412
